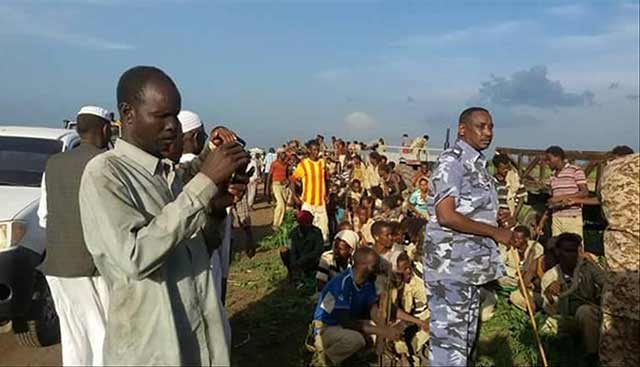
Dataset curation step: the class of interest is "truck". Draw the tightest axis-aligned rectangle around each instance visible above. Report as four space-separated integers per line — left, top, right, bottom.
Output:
0 126 81 347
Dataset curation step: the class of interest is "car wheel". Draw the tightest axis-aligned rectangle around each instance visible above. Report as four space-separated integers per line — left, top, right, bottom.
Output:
13 272 60 347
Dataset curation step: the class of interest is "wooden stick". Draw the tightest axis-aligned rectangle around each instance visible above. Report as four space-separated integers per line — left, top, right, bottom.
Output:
515 251 549 367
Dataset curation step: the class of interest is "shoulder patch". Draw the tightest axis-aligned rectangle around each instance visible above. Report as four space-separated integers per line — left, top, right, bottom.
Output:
441 147 462 159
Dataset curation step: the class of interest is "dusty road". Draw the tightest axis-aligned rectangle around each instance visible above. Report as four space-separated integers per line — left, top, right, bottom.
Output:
0 202 275 367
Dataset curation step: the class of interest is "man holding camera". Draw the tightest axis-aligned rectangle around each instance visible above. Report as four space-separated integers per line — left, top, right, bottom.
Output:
78 66 250 366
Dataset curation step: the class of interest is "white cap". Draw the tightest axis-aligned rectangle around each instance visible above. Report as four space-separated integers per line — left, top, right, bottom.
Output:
77 106 111 121
178 110 203 133
335 230 360 250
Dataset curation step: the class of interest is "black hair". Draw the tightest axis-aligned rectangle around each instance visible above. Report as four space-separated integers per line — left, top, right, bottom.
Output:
459 107 490 125
397 252 410 266
306 139 320 148
555 233 582 250
382 196 397 209
351 179 361 186
371 220 392 236
353 246 377 266
610 145 634 156
514 225 531 238
379 164 392 174
492 154 512 167
76 114 109 136
418 177 428 185
389 221 402 234
388 161 396 170
116 66 175 107
545 146 565 160
423 135 430 140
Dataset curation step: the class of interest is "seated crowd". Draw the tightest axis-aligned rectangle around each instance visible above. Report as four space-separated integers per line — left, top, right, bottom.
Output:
263 136 635 366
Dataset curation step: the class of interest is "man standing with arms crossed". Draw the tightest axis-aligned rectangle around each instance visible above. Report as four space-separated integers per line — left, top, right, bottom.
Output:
423 107 514 366
38 106 112 366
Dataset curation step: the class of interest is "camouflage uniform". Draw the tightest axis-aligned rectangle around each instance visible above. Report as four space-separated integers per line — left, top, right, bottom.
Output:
599 153 640 367
422 139 505 366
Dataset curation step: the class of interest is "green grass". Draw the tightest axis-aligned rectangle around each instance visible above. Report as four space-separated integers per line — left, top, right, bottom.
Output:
228 213 590 366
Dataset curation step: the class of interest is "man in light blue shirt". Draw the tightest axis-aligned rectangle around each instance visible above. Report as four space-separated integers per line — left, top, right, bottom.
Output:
423 107 515 366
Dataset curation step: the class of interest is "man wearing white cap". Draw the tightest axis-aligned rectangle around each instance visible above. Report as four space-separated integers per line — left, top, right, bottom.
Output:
315 230 358 291
37 105 112 366
177 109 207 164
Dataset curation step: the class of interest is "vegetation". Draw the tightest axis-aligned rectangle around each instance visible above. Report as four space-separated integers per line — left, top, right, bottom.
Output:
227 212 590 366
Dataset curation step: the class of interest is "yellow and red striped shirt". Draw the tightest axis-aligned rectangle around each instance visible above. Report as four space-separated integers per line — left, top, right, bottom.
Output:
293 158 326 206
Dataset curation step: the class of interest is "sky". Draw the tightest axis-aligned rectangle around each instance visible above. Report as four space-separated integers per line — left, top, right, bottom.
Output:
1 0 639 151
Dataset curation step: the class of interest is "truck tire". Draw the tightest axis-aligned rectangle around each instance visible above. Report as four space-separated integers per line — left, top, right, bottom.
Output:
12 273 60 347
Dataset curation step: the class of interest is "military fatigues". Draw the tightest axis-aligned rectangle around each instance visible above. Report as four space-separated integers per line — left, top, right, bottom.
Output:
423 139 505 366
599 153 640 367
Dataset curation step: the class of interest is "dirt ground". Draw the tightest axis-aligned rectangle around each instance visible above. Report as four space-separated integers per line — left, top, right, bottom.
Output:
0 201 277 367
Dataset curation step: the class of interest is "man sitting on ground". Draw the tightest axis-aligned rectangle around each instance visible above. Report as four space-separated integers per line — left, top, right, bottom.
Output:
500 226 544 312
311 247 403 366
393 252 430 364
280 210 324 282
316 230 359 292
541 233 604 364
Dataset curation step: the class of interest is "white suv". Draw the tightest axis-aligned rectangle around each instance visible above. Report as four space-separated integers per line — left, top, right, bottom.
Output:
0 126 80 347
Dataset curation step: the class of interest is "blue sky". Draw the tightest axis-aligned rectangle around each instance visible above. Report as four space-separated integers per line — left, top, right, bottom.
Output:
1 0 638 150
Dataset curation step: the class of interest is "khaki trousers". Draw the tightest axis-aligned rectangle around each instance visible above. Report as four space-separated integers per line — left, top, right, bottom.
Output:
314 326 366 365
272 182 286 227
552 215 584 239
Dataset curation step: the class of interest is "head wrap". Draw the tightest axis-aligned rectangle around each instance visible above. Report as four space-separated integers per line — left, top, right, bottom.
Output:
296 210 314 226
178 110 203 133
77 106 111 121
334 230 359 250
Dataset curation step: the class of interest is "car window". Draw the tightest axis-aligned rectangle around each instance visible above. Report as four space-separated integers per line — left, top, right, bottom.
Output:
0 137 63 187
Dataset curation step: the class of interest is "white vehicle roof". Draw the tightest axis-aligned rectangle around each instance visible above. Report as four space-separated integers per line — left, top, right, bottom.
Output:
0 125 77 141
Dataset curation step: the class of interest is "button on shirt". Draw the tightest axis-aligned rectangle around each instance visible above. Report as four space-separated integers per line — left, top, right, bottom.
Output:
78 139 230 366
422 139 505 285
313 268 377 326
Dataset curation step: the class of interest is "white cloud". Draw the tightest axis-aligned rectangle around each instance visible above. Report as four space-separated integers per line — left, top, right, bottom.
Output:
547 4 587 18
344 112 376 129
0 4 134 50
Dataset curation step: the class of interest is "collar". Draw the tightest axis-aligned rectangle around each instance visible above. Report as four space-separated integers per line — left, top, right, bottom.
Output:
455 139 485 165
553 162 571 177
114 139 164 176
346 268 362 291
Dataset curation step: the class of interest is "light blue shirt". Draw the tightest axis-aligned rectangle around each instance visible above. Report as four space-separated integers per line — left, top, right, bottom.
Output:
422 139 505 285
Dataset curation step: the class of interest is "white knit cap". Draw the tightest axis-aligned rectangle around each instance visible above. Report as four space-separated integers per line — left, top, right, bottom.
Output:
178 110 203 133
77 106 111 121
335 230 360 250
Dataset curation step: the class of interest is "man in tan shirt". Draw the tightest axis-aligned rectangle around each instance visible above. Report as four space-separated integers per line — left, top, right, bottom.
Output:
79 66 249 365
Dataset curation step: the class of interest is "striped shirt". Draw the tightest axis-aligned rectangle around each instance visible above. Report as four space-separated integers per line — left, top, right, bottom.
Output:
316 250 350 283
293 158 326 206
550 163 587 217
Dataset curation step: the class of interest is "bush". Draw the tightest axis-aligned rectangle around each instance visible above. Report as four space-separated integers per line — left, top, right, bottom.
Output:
259 211 297 250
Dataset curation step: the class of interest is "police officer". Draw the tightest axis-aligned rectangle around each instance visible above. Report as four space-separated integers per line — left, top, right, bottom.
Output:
423 107 514 366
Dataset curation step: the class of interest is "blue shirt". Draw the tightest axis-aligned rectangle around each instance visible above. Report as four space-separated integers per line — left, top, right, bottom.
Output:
409 189 429 215
422 139 505 285
313 268 378 326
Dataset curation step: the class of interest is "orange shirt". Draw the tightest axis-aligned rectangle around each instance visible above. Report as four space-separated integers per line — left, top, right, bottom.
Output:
270 160 288 183
293 158 326 206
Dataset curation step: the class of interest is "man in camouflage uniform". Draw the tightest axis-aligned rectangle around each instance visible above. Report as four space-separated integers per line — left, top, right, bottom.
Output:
423 107 514 366
599 153 640 366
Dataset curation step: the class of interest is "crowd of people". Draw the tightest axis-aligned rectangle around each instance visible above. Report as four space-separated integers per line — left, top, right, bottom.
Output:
32 64 638 367
262 109 638 366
